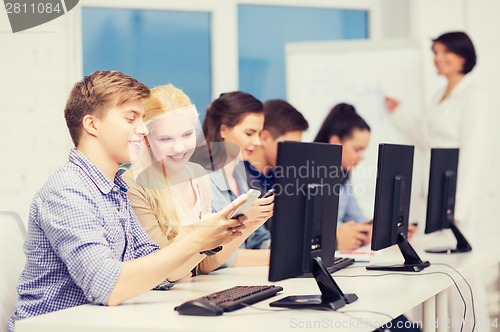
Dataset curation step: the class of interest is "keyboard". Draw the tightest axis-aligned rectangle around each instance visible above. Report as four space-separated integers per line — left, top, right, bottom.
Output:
301 256 354 277
174 285 283 316
329 256 355 273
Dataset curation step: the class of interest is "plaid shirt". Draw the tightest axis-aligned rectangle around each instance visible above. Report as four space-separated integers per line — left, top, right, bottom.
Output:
8 149 174 332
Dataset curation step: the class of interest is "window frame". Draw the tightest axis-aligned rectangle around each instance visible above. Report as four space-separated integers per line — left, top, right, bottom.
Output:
72 0 380 99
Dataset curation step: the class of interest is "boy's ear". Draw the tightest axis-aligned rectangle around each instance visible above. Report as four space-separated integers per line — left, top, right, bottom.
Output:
82 114 99 137
328 135 341 144
259 129 273 143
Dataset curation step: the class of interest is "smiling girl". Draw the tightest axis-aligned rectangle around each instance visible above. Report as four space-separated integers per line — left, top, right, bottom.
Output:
200 92 275 263
123 84 270 274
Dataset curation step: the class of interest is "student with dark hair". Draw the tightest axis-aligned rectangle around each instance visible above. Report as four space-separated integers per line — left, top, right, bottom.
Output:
314 103 373 250
246 99 309 193
201 91 274 263
245 99 309 234
316 103 420 331
315 103 417 249
7 71 248 332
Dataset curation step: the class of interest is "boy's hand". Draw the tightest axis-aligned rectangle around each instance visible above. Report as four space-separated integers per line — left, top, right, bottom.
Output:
407 223 418 240
192 195 248 251
243 195 274 226
337 221 372 250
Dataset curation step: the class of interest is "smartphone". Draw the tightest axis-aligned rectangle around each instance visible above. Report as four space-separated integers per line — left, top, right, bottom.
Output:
262 188 275 198
228 189 261 219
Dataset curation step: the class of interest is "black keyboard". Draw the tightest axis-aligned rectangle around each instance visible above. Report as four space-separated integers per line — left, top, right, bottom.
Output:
299 257 354 278
329 256 355 273
175 285 283 316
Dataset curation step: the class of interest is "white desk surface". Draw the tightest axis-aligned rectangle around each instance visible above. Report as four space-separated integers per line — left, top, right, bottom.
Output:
15 231 500 332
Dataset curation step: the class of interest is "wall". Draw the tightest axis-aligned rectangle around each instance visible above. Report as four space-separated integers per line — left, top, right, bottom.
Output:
467 0 500 192
0 10 77 222
379 0 411 39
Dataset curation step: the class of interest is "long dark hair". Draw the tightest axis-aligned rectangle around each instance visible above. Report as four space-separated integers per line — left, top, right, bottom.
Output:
314 103 370 143
200 91 263 170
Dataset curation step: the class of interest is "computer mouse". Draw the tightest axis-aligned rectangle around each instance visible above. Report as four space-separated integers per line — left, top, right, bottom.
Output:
174 300 224 316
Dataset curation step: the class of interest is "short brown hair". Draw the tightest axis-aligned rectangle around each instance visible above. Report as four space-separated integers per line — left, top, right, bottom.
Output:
263 99 309 138
432 31 476 74
64 70 150 146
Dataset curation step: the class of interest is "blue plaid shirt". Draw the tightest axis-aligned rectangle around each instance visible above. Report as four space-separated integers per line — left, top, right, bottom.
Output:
8 149 173 332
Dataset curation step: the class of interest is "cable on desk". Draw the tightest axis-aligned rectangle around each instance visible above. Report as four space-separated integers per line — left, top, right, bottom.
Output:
335 271 467 332
239 303 289 312
432 263 476 332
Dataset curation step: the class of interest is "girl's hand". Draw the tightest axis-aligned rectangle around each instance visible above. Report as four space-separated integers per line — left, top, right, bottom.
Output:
191 195 248 250
243 195 274 226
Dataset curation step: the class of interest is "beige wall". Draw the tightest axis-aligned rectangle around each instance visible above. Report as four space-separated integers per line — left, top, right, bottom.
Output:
0 10 76 222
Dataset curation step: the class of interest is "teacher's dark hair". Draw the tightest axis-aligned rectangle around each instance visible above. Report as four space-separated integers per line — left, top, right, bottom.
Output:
433 31 476 74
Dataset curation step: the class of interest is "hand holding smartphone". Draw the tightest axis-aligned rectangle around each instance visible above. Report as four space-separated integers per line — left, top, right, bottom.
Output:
228 189 261 219
262 188 275 198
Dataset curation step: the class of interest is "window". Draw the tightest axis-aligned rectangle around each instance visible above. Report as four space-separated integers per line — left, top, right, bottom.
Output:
82 8 211 113
238 5 368 101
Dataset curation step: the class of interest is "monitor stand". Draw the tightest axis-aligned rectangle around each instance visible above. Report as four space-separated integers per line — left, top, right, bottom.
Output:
269 257 358 310
366 233 430 272
426 222 472 254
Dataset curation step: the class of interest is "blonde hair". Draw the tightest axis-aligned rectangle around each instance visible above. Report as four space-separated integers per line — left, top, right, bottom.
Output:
131 84 198 242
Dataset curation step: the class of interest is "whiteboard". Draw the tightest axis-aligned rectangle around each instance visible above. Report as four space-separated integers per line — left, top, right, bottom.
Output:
286 39 426 223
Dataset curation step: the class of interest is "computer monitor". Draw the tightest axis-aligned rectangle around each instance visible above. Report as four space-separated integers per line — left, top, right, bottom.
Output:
367 143 430 272
424 148 472 253
268 141 357 309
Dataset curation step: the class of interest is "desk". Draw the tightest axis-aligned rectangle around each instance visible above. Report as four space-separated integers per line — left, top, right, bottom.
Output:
15 231 500 332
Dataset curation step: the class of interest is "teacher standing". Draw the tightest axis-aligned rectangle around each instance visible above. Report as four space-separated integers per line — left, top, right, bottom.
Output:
385 31 491 237
386 31 492 330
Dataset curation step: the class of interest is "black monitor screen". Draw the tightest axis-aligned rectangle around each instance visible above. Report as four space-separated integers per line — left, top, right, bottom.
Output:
268 141 342 282
423 148 470 254
425 148 459 234
371 144 414 251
